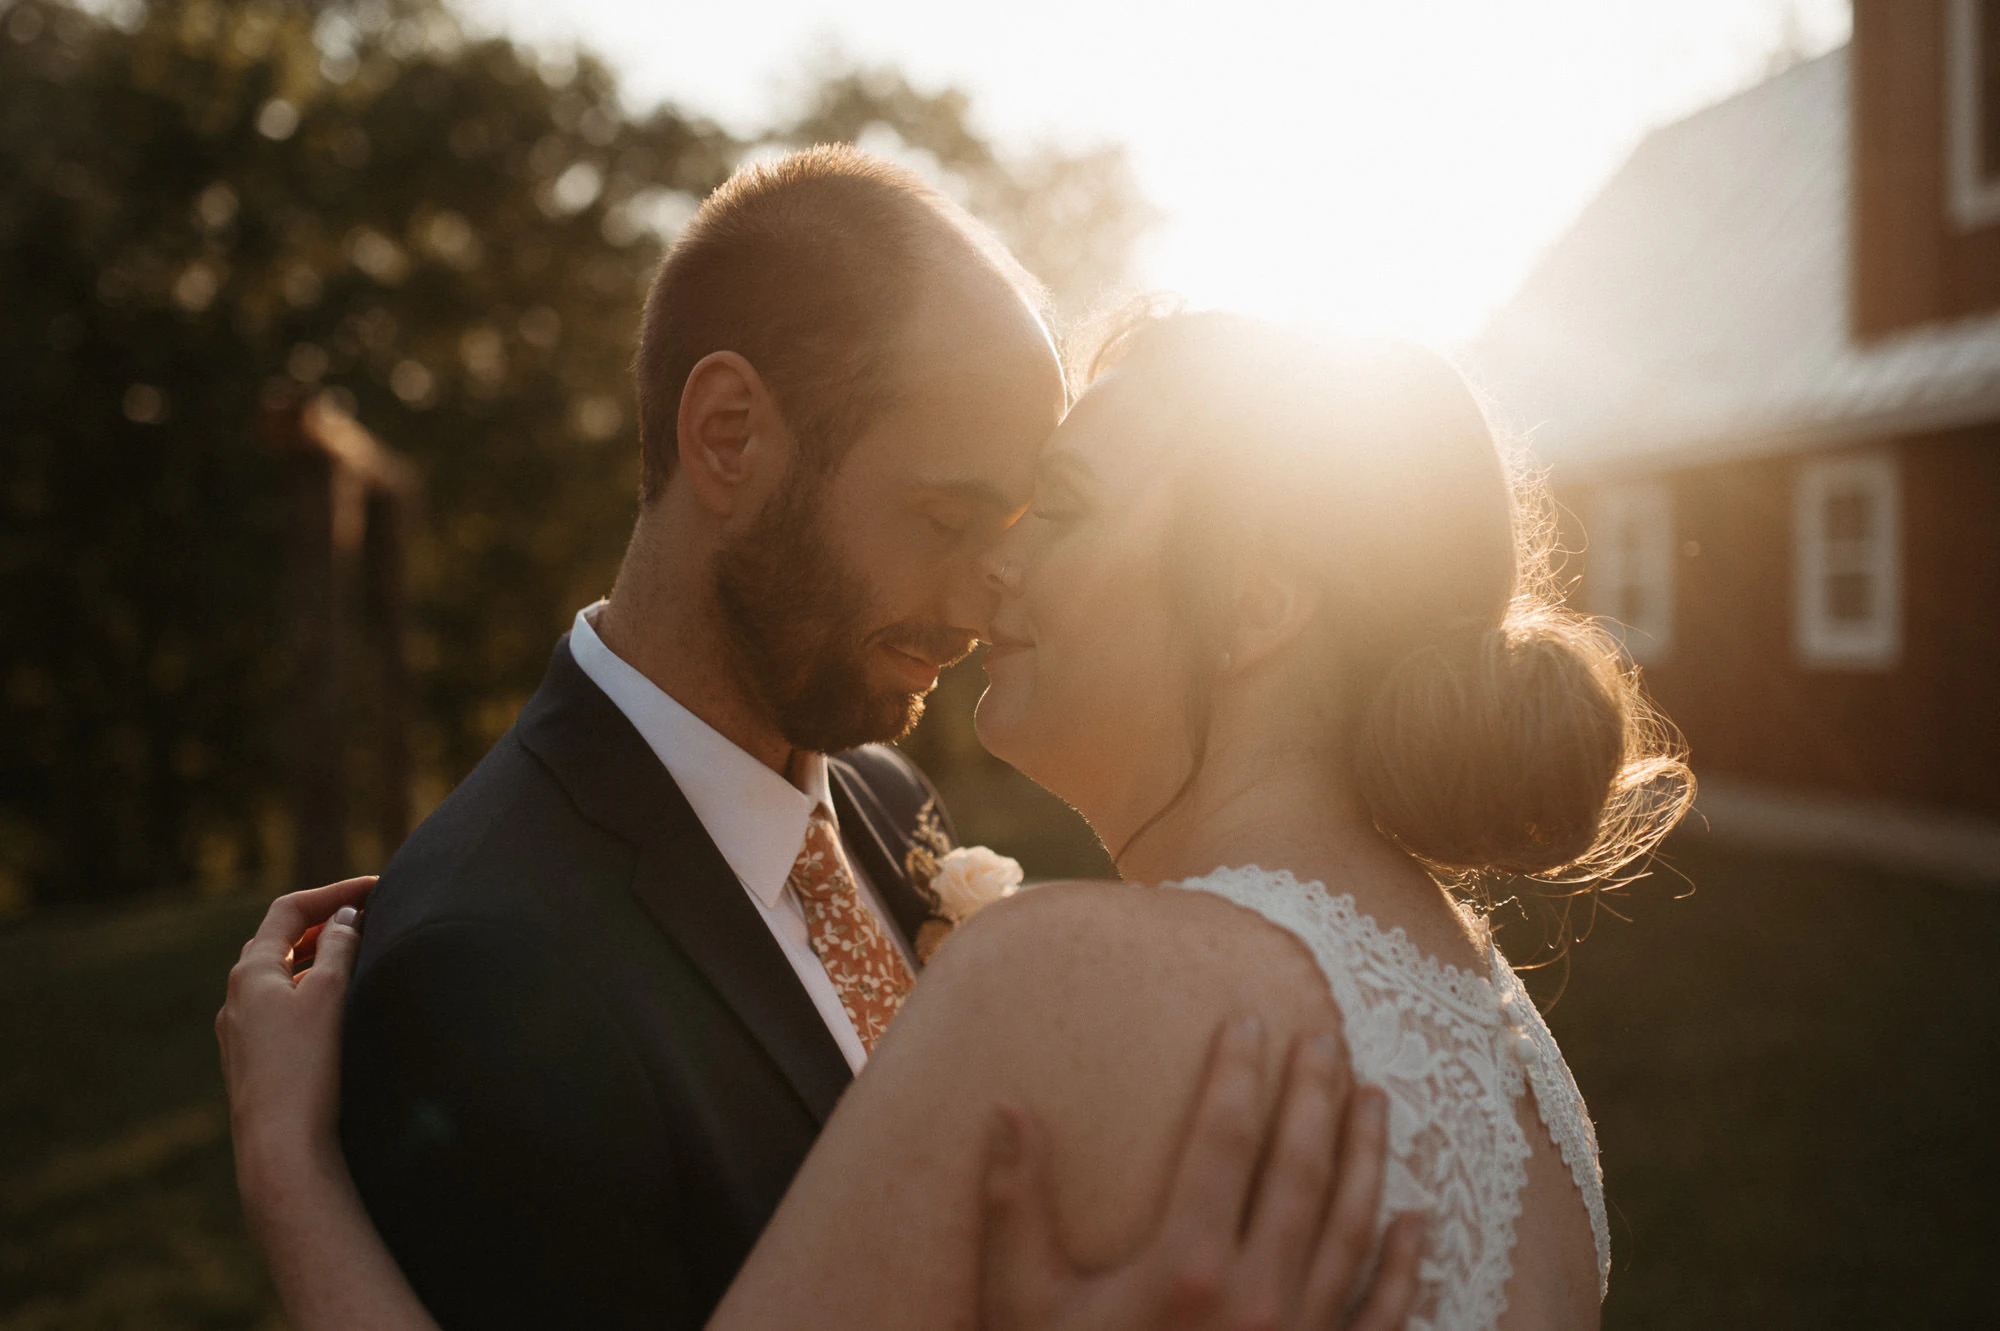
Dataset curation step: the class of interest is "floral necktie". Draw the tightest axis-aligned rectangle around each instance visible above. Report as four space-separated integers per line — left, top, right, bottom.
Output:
786 805 915 1053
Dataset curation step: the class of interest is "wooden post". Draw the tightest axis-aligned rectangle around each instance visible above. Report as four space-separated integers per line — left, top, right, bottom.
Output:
285 442 350 892
266 394 421 892
365 488 414 853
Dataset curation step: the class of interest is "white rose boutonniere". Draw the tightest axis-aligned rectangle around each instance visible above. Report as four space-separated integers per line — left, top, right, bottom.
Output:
926 845 1025 923
903 798 1024 964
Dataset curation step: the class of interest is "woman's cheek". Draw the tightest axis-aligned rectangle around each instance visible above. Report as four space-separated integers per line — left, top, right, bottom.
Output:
1009 551 1089 751
1048 560 1137 737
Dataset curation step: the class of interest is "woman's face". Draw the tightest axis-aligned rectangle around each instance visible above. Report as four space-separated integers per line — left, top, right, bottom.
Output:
974 369 1198 845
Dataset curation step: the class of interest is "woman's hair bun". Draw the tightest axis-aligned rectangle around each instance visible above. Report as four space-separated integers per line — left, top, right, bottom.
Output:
1352 609 1692 884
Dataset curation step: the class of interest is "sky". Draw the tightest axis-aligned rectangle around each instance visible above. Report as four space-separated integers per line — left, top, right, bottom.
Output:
459 0 1852 345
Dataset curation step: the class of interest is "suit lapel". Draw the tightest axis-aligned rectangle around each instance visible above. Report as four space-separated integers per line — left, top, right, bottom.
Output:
624 828 852 1124
828 758 943 951
517 639 852 1124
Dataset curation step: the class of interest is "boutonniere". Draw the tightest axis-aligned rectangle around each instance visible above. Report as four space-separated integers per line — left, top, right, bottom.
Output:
925 845 1025 921
905 800 1023 964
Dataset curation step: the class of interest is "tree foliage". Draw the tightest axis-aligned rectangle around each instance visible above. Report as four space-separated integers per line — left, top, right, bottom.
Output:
0 0 1147 911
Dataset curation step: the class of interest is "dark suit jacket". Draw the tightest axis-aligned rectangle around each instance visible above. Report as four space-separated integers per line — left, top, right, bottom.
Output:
340 636 953 1330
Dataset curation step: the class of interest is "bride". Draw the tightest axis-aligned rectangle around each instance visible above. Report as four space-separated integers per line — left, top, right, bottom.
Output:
218 305 1689 1329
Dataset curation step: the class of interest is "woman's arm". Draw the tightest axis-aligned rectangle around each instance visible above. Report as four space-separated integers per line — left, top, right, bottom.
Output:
711 881 1416 1330
976 1022 1424 1331
219 879 1416 1331
216 880 442 1331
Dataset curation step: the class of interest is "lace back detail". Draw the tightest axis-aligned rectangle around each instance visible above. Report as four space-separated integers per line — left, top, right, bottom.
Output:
1168 866 1610 1331
1487 957 1611 1300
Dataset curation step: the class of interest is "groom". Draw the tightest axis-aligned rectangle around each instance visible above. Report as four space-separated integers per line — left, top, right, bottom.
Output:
339 147 1400 1330
339 147 1053 1327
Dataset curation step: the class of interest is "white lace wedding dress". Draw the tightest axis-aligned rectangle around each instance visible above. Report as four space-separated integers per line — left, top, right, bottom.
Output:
1168 867 1610 1331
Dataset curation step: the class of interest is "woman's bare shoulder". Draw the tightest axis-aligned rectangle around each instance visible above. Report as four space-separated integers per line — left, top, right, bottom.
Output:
915 878 1340 1061
874 879 1344 1267
946 877 1324 972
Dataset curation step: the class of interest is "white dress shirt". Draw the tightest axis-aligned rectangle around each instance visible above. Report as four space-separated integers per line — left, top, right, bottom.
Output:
568 603 910 1073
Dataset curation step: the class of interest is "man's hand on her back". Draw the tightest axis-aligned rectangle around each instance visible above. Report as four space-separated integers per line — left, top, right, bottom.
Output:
977 1016 1425 1331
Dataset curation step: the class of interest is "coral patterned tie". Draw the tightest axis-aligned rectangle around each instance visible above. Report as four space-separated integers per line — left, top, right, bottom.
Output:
787 805 915 1053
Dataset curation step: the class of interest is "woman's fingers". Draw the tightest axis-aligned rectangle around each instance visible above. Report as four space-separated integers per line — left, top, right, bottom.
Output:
301 906 364 988
1238 1030 1346 1304
224 879 377 1059
975 1104 1068 1331
1344 1212 1425 1331
1298 1086 1394 1323
239 877 377 975
1160 1015 1268 1251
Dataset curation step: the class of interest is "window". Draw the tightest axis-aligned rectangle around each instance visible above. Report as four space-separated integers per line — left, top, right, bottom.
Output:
1947 0 2000 228
1794 452 1901 670
1588 481 1674 664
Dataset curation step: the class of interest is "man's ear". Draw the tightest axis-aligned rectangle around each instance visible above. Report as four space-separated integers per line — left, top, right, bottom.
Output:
1222 566 1317 674
676 351 789 517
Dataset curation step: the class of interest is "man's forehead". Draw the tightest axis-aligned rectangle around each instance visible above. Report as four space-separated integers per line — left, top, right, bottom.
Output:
895 269 1059 365
878 307 1063 447
841 387 1044 502
833 275 1063 497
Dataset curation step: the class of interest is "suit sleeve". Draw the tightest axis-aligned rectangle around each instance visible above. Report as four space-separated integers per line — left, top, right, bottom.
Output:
340 917 693 1331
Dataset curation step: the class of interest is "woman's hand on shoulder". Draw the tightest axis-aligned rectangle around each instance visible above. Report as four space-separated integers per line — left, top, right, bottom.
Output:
977 1015 1425 1331
218 877 447 1331
217 875 374 1212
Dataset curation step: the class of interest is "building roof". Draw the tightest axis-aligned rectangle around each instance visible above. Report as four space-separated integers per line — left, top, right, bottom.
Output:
1467 47 2000 477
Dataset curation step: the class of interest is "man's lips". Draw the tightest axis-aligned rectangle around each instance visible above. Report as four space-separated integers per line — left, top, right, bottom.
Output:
882 644 946 691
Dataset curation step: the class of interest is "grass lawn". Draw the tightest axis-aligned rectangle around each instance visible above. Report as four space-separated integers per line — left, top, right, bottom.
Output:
2 839 1994 1328
0 892 278 1330
1499 838 2000 1327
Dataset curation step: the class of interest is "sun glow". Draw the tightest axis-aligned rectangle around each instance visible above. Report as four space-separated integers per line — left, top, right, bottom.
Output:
463 0 1850 347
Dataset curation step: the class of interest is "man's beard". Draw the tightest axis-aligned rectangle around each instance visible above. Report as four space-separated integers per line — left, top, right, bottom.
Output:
712 467 974 754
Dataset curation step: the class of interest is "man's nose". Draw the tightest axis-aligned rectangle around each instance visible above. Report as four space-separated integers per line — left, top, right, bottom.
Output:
978 526 1029 597
950 521 1032 641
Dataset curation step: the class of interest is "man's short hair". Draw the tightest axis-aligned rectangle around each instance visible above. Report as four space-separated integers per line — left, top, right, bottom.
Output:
632 145 1047 500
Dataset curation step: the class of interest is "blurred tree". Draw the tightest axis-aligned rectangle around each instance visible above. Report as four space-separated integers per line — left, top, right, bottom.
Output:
0 0 1145 911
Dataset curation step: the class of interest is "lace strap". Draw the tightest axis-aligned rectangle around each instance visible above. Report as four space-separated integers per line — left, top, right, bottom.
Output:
1491 960 1611 1295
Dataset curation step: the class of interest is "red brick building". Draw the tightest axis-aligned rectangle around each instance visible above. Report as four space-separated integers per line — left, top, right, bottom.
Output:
1472 1 2000 880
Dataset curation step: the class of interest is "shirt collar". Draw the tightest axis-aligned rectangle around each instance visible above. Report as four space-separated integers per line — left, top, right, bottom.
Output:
569 603 836 910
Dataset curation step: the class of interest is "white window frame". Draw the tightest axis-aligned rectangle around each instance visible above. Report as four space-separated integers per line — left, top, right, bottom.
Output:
1588 480 1675 664
1947 0 2000 229
1793 452 1902 671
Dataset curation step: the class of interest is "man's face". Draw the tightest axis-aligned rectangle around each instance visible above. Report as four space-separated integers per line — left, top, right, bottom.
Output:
714 280 1066 754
